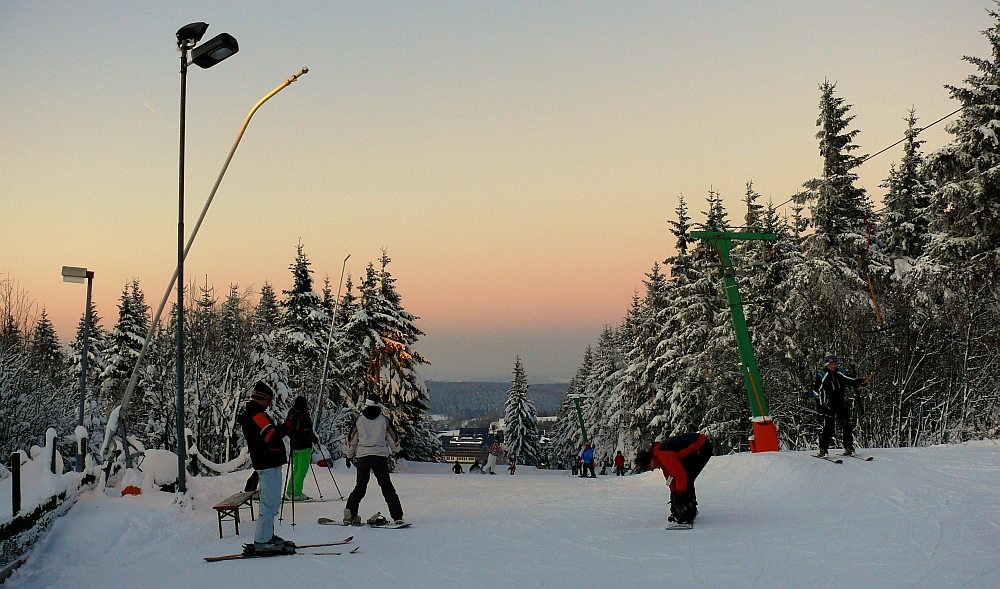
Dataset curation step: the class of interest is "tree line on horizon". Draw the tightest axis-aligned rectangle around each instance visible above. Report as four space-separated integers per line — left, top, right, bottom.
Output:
548 11 1000 466
0 247 442 467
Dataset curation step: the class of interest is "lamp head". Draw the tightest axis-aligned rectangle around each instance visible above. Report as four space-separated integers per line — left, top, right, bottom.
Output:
176 22 209 48
191 33 239 68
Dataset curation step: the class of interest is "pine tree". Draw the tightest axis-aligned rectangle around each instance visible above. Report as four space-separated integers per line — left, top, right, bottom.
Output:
276 242 329 407
922 7 1000 277
881 109 932 262
794 80 872 261
101 280 149 404
28 308 64 381
254 282 281 333
503 357 543 466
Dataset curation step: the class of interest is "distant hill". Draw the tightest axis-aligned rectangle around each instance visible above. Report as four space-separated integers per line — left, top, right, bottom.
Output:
426 381 568 420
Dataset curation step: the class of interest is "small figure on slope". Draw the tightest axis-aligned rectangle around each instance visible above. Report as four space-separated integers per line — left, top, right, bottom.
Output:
240 381 298 554
580 443 596 478
452 460 464 475
812 353 866 457
508 460 516 475
614 450 626 476
485 436 501 475
343 394 405 526
634 433 713 527
284 395 320 501
469 459 482 474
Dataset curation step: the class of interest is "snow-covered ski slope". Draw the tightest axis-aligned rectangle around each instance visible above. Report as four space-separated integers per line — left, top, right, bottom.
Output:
7 443 999 588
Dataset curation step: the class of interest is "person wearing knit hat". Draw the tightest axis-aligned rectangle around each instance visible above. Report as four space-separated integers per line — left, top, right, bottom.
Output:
342 394 405 526
811 353 865 457
240 380 297 554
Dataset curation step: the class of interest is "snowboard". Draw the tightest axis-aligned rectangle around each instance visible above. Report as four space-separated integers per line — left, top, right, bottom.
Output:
317 517 411 529
205 537 354 562
666 522 693 530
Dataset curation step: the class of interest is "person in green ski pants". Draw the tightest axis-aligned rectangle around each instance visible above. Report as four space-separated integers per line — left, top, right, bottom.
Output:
285 396 320 501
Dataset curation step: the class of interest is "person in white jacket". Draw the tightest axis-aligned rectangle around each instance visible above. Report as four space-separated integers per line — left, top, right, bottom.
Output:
343 394 404 525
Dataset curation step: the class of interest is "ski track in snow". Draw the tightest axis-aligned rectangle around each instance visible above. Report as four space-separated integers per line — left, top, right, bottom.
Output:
5 444 1000 589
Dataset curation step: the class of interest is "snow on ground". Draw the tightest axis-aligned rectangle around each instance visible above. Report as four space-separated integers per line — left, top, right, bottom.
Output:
6 443 1000 588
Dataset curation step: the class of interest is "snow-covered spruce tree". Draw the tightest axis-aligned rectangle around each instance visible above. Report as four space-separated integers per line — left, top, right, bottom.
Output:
503 357 543 466
794 80 873 262
549 373 588 467
582 328 626 465
67 299 108 455
619 261 671 445
606 293 646 456
100 280 149 412
339 254 438 461
880 109 932 262
275 242 330 413
253 282 281 333
29 308 64 382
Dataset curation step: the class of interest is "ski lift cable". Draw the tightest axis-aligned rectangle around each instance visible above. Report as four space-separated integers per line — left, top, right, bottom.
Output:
772 105 967 212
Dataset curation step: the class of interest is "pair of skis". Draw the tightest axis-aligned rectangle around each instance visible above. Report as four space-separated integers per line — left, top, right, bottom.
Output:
205 536 356 562
813 453 874 464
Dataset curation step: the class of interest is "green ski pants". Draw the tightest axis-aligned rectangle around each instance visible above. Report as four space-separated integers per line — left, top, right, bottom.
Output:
286 448 312 496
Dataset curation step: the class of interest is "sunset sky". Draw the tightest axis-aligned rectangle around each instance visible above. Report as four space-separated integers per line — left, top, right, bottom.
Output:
0 2 989 382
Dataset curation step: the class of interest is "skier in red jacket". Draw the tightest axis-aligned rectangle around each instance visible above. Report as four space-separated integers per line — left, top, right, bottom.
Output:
634 433 713 525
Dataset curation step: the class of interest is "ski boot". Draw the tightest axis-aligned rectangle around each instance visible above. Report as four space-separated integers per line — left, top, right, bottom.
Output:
367 512 389 527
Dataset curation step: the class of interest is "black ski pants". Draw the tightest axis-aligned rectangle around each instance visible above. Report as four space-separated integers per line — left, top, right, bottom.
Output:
677 439 713 506
819 404 854 453
347 455 403 521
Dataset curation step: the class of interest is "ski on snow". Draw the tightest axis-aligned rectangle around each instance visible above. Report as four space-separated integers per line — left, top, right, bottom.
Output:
842 454 875 462
813 454 843 464
205 536 354 562
317 517 411 529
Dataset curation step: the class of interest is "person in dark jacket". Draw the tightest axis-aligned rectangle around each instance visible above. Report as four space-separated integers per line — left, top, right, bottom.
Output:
812 353 865 457
284 396 320 501
240 381 297 553
452 460 464 474
634 433 713 525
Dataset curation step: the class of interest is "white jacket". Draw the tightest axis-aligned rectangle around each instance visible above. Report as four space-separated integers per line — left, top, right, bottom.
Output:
346 406 399 459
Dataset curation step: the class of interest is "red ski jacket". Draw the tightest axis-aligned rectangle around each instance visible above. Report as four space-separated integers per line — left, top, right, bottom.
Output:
649 433 707 493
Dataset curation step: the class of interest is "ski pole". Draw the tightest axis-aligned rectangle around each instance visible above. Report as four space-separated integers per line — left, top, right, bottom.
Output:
279 447 292 523
309 461 324 499
314 443 344 500
290 446 297 528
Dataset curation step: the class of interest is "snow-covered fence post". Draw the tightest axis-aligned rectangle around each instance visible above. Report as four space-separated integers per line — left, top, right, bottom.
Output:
75 426 88 472
10 454 20 516
45 428 57 475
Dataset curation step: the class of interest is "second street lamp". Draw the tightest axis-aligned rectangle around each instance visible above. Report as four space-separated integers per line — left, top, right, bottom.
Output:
175 22 239 495
62 265 93 473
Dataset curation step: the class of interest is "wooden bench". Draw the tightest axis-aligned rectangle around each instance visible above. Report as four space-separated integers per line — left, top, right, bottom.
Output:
213 491 255 538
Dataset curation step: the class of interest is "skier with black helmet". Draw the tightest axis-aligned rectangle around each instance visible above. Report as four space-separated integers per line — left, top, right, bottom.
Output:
812 352 865 457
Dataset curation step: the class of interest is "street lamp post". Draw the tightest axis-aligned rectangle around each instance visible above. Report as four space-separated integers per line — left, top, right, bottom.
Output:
175 22 239 494
62 266 93 473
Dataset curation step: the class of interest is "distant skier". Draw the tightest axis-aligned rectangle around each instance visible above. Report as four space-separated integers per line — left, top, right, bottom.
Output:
469 459 482 474
452 460 464 474
634 433 713 526
240 381 297 554
614 451 626 476
508 460 516 475
572 456 582 476
284 395 320 501
485 437 501 475
580 443 596 478
812 353 865 457
343 394 405 526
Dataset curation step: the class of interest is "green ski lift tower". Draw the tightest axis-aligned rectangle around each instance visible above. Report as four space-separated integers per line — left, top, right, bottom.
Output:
689 229 780 452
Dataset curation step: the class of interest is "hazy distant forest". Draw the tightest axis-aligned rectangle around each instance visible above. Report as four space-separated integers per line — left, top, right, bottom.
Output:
546 12 1000 466
3 12 1000 469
